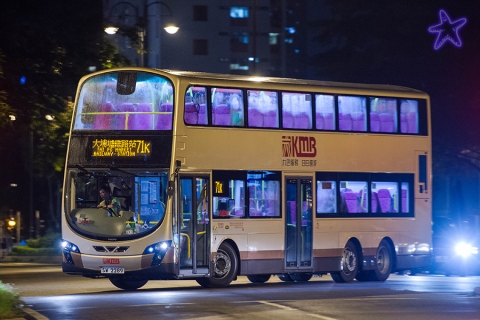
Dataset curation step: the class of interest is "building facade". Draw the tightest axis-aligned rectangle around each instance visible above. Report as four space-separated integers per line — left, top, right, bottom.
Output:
103 0 315 78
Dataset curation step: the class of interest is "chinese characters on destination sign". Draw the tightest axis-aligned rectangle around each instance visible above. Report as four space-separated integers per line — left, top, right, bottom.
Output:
282 136 317 167
92 139 151 157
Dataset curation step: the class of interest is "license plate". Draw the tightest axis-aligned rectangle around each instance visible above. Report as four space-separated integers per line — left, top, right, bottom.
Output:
101 266 125 274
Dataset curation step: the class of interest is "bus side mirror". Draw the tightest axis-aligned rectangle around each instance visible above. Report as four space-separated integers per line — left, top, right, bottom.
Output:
167 181 175 196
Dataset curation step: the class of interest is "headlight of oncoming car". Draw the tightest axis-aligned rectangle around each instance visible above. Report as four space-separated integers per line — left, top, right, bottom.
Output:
143 240 171 266
455 242 479 257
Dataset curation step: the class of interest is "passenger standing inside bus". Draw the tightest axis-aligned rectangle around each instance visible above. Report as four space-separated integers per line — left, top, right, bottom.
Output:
97 185 121 216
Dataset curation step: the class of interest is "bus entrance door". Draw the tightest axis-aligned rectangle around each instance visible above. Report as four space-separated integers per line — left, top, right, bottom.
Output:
285 177 313 270
178 176 210 277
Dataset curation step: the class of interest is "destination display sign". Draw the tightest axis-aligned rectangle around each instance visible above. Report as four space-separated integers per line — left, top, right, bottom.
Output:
91 139 151 157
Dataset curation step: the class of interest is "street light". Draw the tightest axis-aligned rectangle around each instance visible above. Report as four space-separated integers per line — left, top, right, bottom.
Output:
104 0 179 67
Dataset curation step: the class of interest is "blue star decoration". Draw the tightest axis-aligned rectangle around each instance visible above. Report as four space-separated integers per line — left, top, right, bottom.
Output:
428 9 467 50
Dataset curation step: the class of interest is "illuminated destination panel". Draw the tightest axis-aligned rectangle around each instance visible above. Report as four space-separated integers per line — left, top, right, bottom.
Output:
91 139 151 157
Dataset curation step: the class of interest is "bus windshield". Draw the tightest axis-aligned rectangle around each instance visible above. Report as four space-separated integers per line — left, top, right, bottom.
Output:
73 71 174 131
65 169 169 239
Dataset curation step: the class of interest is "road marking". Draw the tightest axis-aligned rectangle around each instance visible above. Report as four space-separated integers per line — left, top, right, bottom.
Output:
258 300 295 311
257 300 338 320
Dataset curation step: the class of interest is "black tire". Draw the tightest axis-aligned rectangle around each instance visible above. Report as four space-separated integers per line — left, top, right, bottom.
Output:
370 240 393 281
278 273 294 282
195 278 211 288
247 274 271 283
109 278 148 290
204 242 238 288
290 273 313 282
331 241 358 283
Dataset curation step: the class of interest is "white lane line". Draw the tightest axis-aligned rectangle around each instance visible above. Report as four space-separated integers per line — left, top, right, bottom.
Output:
257 300 338 320
258 300 296 311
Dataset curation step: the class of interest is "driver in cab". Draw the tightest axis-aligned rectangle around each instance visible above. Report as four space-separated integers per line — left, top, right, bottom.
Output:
97 185 121 216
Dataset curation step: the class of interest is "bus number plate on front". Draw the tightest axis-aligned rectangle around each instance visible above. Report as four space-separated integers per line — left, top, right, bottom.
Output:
100 266 124 274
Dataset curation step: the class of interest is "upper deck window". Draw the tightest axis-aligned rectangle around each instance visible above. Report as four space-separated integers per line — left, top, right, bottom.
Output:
247 90 279 128
370 98 398 133
338 96 367 132
282 92 312 129
185 86 208 125
315 94 335 130
400 99 419 134
211 88 244 126
73 72 174 131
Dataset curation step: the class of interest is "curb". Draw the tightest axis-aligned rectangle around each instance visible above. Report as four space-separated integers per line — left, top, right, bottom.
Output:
0 255 62 264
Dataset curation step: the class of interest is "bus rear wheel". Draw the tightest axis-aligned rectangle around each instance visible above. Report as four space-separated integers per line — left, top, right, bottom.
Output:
331 241 358 283
109 278 148 290
247 274 271 283
370 240 393 281
198 242 238 288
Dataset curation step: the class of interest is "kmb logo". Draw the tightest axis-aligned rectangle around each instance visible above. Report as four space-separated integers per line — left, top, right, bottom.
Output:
282 136 317 157
103 258 120 264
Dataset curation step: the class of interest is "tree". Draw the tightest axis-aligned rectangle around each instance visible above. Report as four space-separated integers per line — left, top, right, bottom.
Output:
0 1 130 234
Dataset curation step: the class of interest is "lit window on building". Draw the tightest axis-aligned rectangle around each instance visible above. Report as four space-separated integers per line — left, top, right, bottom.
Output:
230 7 249 18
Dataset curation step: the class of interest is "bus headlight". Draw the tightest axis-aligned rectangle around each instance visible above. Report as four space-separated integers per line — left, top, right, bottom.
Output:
62 239 81 265
143 241 171 266
455 242 478 258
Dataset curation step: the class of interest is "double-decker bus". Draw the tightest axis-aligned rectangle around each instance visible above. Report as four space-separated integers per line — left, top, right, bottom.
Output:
62 67 431 290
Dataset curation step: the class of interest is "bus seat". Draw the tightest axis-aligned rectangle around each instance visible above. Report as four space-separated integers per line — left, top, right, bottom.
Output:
93 103 114 129
198 104 208 125
282 111 294 128
371 192 378 213
401 189 408 213
155 103 173 130
114 103 136 130
316 113 324 130
370 112 380 132
248 108 263 127
400 113 408 133
184 103 198 125
406 112 417 133
352 112 365 131
213 104 231 126
379 113 394 132
343 192 358 213
134 103 153 130
323 113 335 130
294 112 311 129
263 110 278 128
377 189 392 213
339 113 352 131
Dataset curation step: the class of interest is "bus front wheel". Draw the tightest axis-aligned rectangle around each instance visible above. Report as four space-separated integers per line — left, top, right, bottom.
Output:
197 242 238 288
331 241 358 283
109 278 148 290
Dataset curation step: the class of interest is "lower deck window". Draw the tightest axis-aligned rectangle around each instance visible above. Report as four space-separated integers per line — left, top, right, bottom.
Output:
316 172 414 218
213 180 245 218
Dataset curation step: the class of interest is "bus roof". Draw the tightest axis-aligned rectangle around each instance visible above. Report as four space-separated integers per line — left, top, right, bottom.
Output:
158 69 426 95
